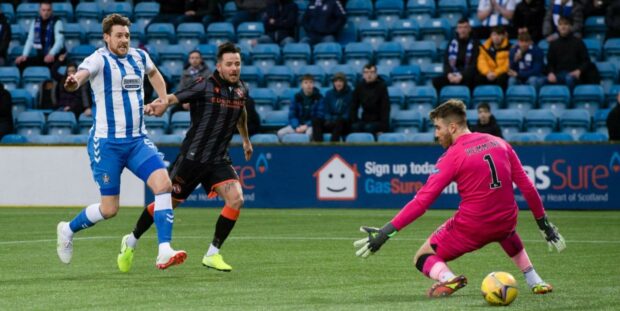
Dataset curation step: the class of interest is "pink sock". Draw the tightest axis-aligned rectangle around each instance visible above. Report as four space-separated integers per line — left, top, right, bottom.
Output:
511 249 534 272
422 255 455 282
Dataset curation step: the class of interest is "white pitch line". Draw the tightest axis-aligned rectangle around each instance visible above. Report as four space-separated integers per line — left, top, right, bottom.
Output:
0 235 619 246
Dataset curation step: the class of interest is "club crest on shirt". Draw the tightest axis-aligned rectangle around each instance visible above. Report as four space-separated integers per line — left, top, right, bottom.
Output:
102 173 110 184
235 88 244 98
122 74 142 91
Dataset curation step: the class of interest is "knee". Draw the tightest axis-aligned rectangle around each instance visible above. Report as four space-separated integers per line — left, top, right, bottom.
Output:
227 194 244 210
99 203 119 219
152 177 172 194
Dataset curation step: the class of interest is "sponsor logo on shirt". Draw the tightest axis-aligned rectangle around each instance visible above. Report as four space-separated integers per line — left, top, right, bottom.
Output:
122 74 142 91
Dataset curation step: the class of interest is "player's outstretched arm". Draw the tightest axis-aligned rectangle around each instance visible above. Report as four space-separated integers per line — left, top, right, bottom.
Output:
353 222 397 258
64 69 90 92
536 214 566 253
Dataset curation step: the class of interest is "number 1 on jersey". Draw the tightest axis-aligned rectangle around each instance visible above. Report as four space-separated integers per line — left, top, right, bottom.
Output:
483 154 502 189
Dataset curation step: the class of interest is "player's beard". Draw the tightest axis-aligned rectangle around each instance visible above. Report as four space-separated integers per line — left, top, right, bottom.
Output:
111 43 129 57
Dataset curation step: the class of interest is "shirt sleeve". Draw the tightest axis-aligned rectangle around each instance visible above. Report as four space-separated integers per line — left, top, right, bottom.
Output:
141 49 156 74
22 22 35 57
78 52 102 77
507 143 545 219
49 20 64 56
390 150 461 230
174 77 207 104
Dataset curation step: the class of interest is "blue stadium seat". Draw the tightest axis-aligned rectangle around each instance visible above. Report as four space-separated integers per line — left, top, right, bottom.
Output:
579 132 608 142
584 16 606 42
134 2 160 29
595 62 618 93
129 23 145 44
237 22 264 47
282 43 311 72
472 85 504 110
159 45 185 81
297 65 326 87
206 22 235 46
466 109 478 127
390 19 420 49
606 84 620 106
103 2 132 19
52 2 74 22
10 89 34 115
406 85 437 115
593 109 609 134
375 65 392 85
144 114 170 138
506 132 542 143
241 66 263 89
16 110 45 136
251 43 281 74
405 41 437 66
407 132 435 142
538 85 570 116
344 42 373 72
8 46 35 64
537 40 549 57
420 62 444 84
345 0 373 24
374 0 404 26
277 88 298 108
250 133 280 144
265 66 295 96
494 109 523 136
506 85 537 115
440 85 471 107
420 18 451 47
28 134 62 145
437 0 468 26
390 65 420 92
392 109 423 133
250 88 278 109
147 23 176 52
346 132 375 143
0 4 15 23
194 44 217 69
78 112 93 134
0 134 28 144
10 24 25 47
544 132 575 142
22 66 51 99
337 20 358 46
407 0 436 22
388 86 405 109
329 64 357 86
525 109 557 138
176 23 205 51
150 134 183 145
261 110 288 130
559 109 591 139
313 42 343 73
16 3 39 32
358 20 389 50
84 23 103 47
572 84 604 116
281 133 311 143
170 111 191 136
222 1 238 21
62 23 84 53
0 66 20 91
229 134 243 144
47 111 77 136
378 132 407 142
604 38 620 65
75 3 101 29
583 38 602 62
68 45 97 65
376 42 404 71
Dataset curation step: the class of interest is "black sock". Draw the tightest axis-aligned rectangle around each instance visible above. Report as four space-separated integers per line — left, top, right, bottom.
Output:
132 208 154 239
211 215 236 249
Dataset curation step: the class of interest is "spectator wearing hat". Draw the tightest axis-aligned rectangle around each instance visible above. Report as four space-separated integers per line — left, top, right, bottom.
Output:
313 72 352 142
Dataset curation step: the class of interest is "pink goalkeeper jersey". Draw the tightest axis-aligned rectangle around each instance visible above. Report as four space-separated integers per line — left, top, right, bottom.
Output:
391 132 545 232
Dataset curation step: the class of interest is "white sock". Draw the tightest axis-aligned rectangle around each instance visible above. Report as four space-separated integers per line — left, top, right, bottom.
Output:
154 193 172 211
85 203 105 222
126 233 138 248
206 244 219 257
61 222 74 237
158 242 172 255
524 267 544 288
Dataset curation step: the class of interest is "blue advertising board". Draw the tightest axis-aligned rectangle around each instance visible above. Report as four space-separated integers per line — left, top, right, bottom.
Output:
146 144 620 210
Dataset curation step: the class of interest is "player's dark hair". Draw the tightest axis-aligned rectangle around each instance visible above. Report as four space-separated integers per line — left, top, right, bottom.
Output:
217 42 241 61
430 99 467 126
102 14 131 35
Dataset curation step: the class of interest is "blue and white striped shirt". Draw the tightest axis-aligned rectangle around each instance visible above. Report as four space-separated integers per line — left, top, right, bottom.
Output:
79 47 155 139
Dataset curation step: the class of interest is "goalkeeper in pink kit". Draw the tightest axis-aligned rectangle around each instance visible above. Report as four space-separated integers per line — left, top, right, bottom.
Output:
354 99 566 298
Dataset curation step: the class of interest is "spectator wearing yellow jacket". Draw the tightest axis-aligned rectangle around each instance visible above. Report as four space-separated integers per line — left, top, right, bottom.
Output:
476 26 511 91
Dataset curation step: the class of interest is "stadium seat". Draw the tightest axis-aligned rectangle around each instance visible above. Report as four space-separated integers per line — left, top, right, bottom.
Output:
344 42 373 72
0 66 21 91
537 40 549 58
374 0 404 26
10 89 34 115
222 1 238 21
52 2 73 22
170 111 191 136
297 65 326 87
494 109 523 136
16 3 39 31
22 66 51 99
313 42 343 73
388 86 405 109
420 62 444 84
376 42 404 71
9 45 35 64
390 19 420 49
345 0 373 24
392 109 423 133
406 85 437 115
378 132 407 142
147 23 176 52
606 84 620 106
544 132 575 142
206 22 235 46
593 109 609 134
538 85 570 116
15 110 46 136
572 84 604 116
68 45 97 65
406 0 436 22
158 45 185 81
261 110 288 130
583 38 602 62
240 65 263 89
603 38 620 65
282 43 311 72
579 132 608 142
62 23 84 53
103 2 132 19
0 134 28 144
129 23 145 44
144 114 169 138
407 132 435 143
277 88 297 108
337 20 358 46
78 112 93 134
134 2 160 28
466 109 478 127
346 132 375 143
47 111 77 136
420 18 451 47
250 88 278 109
84 23 104 47
237 22 264 47
250 133 279 144
525 109 557 138
358 20 389 50
28 134 62 145
75 2 101 29
193 44 216 69
176 23 205 52
506 85 537 115
0 3 15 23
595 62 618 93
390 65 420 92
559 109 591 139
437 0 468 26
405 41 437 66
10 24 25 47
472 85 504 110
251 43 281 74
281 133 311 143
584 16 606 42
329 64 357 86
506 132 542 143
230 134 243 144
440 85 471 107
265 66 295 96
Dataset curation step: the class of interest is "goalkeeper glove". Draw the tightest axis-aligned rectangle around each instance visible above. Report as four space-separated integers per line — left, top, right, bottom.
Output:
353 222 398 258
536 215 566 253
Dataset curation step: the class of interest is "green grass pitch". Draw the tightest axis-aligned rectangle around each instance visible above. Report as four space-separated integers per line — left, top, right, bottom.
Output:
0 208 618 310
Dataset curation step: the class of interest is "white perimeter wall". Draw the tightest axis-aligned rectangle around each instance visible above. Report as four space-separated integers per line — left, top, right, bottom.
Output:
0 146 144 207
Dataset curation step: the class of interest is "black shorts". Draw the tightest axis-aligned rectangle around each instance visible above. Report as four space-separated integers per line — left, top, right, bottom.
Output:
168 154 239 201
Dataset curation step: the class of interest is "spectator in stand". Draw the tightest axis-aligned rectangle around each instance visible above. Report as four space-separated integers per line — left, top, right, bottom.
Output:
470 102 503 138
53 60 92 118
179 0 224 26
476 26 511 91
301 0 347 45
0 82 12 140
259 0 298 46
508 32 544 90
277 74 324 141
607 91 620 141
433 18 479 92
350 64 390 136
314 72 352 142
512 0 546 43
476 0 517 39
0 9 11 66
15 1 65 71
231 0 272 27
543 0 585 42
545 16 590 90
606 0 620 39
172 50 212 114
